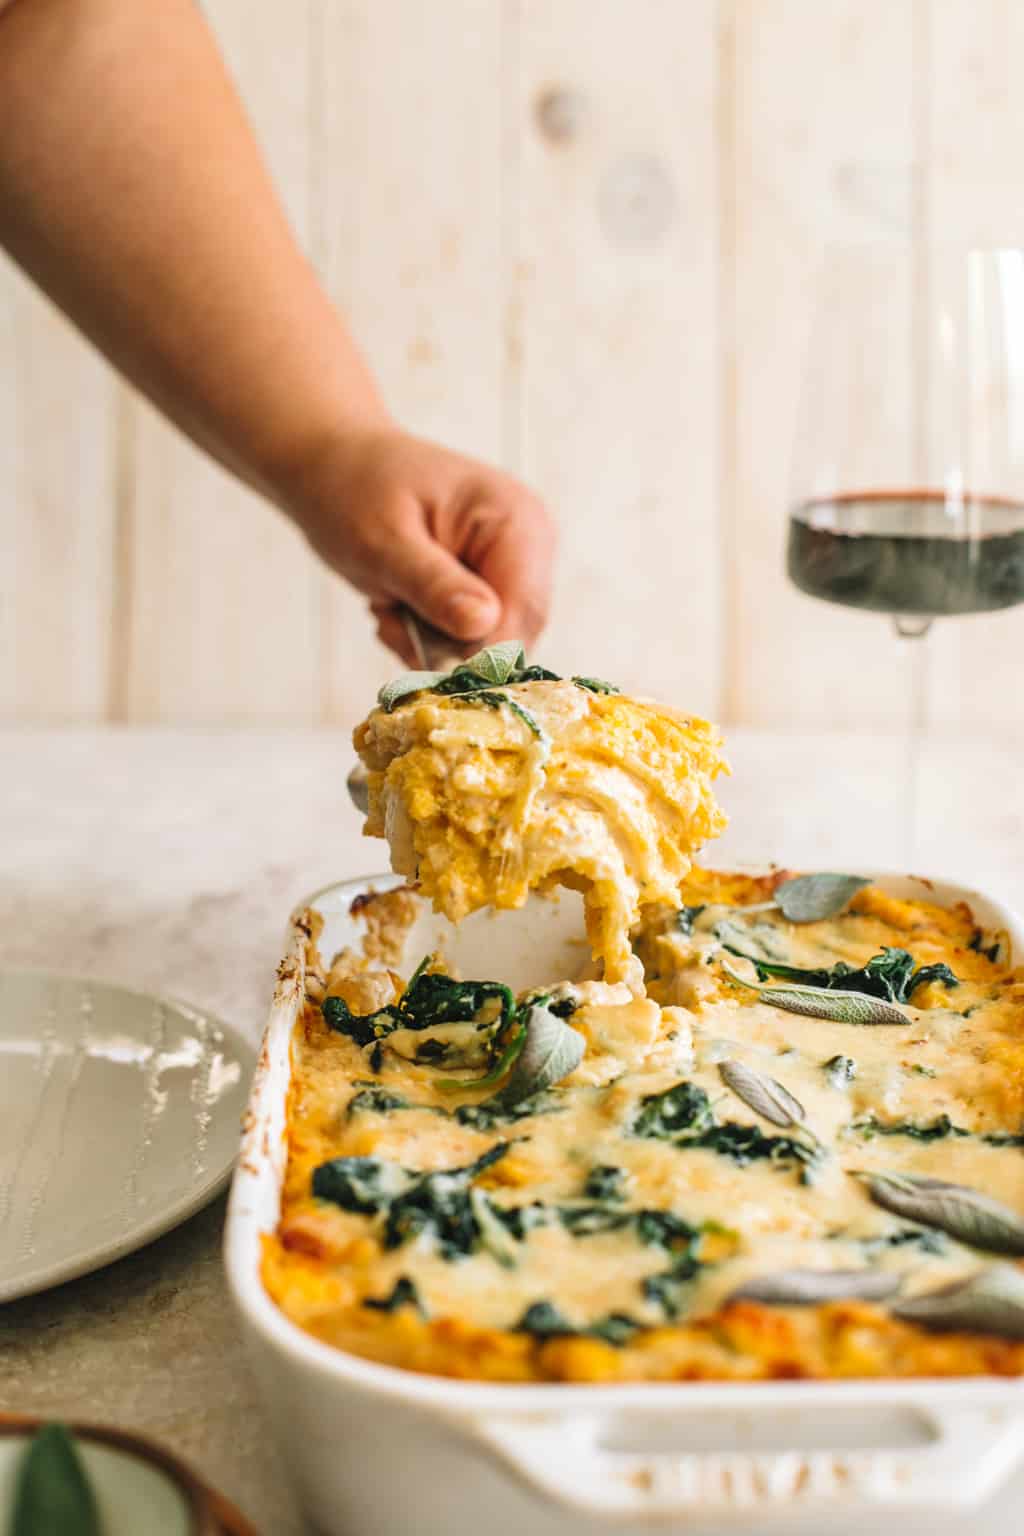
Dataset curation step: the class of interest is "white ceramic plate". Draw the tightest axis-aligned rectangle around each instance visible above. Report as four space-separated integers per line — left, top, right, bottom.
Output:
0 972 254 1302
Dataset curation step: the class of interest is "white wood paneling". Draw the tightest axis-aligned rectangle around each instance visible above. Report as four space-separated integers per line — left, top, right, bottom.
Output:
730 0 918 727
2 0 1024 735
121 0 322 722
316 0 507 728
512 0 722 717
0 258 118 721
921 0 1024 737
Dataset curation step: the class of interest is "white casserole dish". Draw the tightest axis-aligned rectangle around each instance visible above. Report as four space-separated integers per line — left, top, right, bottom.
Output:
225 872 1024 1536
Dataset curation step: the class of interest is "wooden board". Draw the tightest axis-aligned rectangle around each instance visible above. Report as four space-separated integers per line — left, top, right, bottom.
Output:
920 0 1024 737
315 0 507 728
513 0 722 717
729 0 918 728
120 0 322 722
0 259 118 721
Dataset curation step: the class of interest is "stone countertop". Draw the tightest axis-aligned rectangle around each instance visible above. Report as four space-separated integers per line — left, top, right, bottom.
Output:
1 726 1020 1533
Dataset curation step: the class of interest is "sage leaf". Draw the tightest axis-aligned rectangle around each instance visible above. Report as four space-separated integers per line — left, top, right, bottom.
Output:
724 964 909 1025
12 1424 101 1536
718 1059 806 1129
861 1172 1024 1255
892 1264 1024 1338
773 873 870 923
731 1268 901 1306
456 640 526 686
377 670 448 712
499 1003 585 1106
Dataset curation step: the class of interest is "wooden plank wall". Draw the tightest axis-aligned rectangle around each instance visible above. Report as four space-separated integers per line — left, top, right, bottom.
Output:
1 0 1022 735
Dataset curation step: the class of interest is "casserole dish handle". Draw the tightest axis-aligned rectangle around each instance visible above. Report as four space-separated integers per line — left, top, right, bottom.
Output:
472 1401 1024 1520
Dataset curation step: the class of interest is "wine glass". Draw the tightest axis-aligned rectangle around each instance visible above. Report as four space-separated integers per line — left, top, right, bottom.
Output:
788 244 1024 864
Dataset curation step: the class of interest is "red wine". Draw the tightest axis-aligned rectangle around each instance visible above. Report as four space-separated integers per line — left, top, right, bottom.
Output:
787 492 1024 617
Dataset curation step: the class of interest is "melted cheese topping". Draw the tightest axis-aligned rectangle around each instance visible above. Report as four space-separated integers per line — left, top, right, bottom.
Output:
353 680 728 984
263 874 1024 1383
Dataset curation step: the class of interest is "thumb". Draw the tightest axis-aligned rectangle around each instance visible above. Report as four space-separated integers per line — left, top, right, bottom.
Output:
385 524 501 641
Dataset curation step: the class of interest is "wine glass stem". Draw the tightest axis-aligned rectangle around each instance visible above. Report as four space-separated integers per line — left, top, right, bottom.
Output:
902 629 929 870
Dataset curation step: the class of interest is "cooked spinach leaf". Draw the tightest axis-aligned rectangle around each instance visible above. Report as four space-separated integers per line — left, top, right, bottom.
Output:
557 1204 634 1236
312 1156 410 1214
675 904 707 936
632 1080 820 1177
453 1092 559 1130
632 1080 715 1140
850 1113 967 1143
571 675 620 695
363 1276 425 1315
513 1300 640 1346
583 1164 627 1201
347 1087 411 1117
823 1054 857 1087
968 927 1002 962
324 965 515 1051
382 1144 510 1258
854 1226 947 1258
413 1038 449 1063
850 1113 1024 1148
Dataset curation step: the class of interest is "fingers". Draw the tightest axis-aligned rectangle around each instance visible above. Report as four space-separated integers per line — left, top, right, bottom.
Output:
376 500 502 642
456 490 557 651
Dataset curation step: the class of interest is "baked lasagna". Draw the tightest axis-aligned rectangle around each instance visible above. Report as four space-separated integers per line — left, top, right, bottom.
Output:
263 648 1024 1381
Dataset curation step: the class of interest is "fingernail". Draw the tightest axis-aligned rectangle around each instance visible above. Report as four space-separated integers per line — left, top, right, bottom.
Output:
448 593 497 634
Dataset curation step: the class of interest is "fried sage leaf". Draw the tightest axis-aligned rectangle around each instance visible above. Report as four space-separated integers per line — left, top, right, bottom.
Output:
718 1059 806 1129
377 670 448 711
773 873 870 923
861 1172 1024 1255
724 964 909 1025
498 1003 585 1106
454 640 526 686
731 1268 901 1306
892 1264 1024 1338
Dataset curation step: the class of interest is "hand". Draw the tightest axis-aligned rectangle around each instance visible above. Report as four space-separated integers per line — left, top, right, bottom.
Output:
290 427 557 665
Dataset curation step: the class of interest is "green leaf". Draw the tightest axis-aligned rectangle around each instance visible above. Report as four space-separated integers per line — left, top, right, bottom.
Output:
455 641 526 686
346 1087 412 1117
363 1276 426 1315
502 696 548 742
12 1424 101 1536
377 670 448 711
730 1268 900 1305
718 1059 806 1129
674 904 707 936
892 1264 1024 1338
583 1164 627 1201
498 1003 585 1106
572 676 620 695
633 1081 715 1140
773 873 870 923
739 946 959 1005
435 1018 527 1093
860 1171 1024 1254
724 964 909 1025
823 1054 857 1087
312 1156 410 1214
